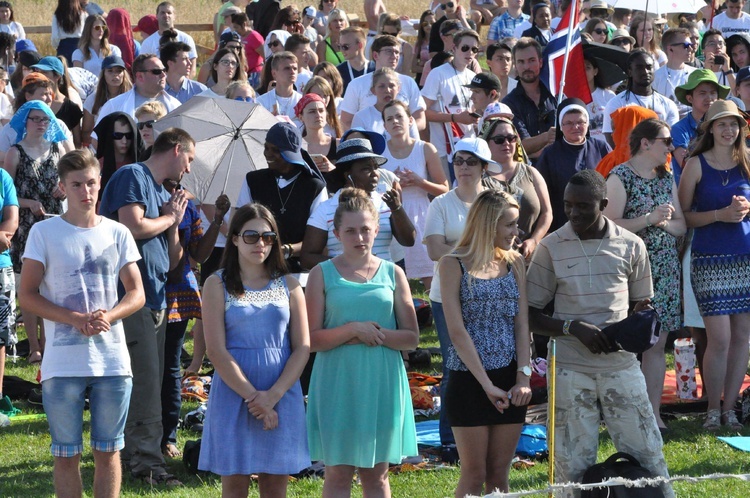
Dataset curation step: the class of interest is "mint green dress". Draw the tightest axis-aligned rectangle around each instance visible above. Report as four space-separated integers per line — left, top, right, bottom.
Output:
306 259 418 467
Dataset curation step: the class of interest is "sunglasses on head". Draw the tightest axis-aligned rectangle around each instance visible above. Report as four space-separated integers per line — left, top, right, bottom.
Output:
113 131 134 140
488 134 518 145
138 68 166 75
268 40 281 48
137 120 154 130
240 230 277 245
460 45 480 54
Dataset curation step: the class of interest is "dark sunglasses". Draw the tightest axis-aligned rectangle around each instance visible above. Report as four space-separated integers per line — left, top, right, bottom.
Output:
593 28 607 35
460 45 480 54
268 40 281 48
113 131 134 140
611 38 631 46
27 116 51 124
653 137 673 146
670 41 695 49
488 134 518 145
137 120 155 130
440 2 455 9
138 68 166 75
340 43 353 51
240 230 277 245
453 156 481 167
234 96 254 102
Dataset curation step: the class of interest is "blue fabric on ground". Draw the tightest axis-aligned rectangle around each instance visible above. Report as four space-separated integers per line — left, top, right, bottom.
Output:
718 437 750 452
415 420 441 447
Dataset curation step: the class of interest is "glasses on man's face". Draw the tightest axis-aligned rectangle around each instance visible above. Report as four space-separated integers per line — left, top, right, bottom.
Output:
460 45 480 54
240 230 277 245
340 43 353 51
670 41 695 50
234 96 254 102
218 59 238 67
706 39 725 48
592 28 607 35
138 67 166 75
377 48 400 57
27 116 51 124
453 156 481 167
488 134 518 144
268 40 281 48
653 136 673 147
113 131 134 140
137 120 155 130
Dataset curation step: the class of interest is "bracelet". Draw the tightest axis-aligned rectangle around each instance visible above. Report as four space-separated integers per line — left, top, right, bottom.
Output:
645 212 652 227
212 218 224 227
562 320 573 336
724 70 735 76
392 205 403 212
284 244 293 260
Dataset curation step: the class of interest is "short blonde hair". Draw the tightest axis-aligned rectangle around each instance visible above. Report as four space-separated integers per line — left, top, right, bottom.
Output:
135 101 168 120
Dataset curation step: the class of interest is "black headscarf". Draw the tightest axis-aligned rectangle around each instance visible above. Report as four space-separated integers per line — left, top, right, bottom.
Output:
94 112 145 189
555 97 591 142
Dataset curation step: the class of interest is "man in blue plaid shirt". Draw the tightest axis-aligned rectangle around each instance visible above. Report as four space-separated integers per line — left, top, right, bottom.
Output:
488 0 529 41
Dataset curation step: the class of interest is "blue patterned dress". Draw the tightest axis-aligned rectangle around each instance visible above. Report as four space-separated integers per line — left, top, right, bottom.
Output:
198 273 310 475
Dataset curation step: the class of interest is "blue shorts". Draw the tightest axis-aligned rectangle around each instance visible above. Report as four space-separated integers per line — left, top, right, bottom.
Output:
42 376 132 457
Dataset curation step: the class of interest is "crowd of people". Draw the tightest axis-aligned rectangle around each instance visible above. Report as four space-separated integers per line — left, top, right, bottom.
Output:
2 0 750 497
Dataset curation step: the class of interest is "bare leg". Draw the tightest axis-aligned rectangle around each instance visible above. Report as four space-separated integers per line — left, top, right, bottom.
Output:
359 463 391 498
723 313 750 412
53 454 83 498
185 319 206 374
92 450 121 498
421 276 433 294
221 474 251 498
322 464 355 498
453 426 490 497
701 315 732 413
640 327 669 428
258 473 290 498
24 311 42 363
484 423 524 494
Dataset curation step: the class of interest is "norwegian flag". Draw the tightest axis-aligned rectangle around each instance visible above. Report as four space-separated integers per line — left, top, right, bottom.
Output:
541 0 592 104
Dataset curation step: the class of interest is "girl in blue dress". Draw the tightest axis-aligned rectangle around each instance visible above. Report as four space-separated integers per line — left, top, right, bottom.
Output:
305 188 419 498
199 204 310 496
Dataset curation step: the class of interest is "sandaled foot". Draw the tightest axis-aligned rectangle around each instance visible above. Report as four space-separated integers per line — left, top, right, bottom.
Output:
703 409 721 431
722 410 743 431
27 350 42 365
162 443 182 458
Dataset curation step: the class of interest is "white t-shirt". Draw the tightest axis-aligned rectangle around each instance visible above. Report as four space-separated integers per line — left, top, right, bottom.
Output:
602 90 679 133
587 87 616 144
351 105 420 141
23 216 141 381
256 88 302 118
306 190 395 261
72 45 123 76
421 62 477 157
423 188 476 302
652 64 696 120
339 71 426 118
140 29 198 59
711 12 750 37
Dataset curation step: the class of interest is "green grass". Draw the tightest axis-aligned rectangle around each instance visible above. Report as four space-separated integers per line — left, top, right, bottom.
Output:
3 296 750 497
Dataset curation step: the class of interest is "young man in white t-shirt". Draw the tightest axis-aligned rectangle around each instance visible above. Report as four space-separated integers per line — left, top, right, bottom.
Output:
422 29 481 178
256 52 302 119
712 0 750 37
19 149 144 498
652 28 697 119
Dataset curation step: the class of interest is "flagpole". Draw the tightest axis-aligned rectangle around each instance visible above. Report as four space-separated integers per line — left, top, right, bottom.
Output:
557 0 578 105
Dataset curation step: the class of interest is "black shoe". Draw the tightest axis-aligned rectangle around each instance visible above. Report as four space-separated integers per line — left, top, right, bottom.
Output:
441 444 459 464
28 388 43 407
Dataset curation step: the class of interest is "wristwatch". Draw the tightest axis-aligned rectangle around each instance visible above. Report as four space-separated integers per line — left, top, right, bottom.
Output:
517 365 532 377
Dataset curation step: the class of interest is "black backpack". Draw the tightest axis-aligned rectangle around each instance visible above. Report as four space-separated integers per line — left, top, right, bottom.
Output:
581 452 666 498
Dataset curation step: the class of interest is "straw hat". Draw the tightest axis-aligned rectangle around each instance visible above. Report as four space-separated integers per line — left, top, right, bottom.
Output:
699 100 748 132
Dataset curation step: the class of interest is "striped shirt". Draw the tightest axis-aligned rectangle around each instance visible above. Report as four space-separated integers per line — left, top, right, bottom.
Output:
527 219 653 373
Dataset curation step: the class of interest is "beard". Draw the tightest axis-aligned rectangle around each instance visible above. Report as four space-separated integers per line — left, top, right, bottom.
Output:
518 71 539 84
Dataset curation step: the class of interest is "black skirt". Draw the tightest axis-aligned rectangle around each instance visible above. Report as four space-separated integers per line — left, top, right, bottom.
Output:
444 361 527 427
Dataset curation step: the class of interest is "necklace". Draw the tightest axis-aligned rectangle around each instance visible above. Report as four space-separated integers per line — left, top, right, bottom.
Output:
577 235 606 288
353 260 375 282
632 92 654 111
719 169 732 186
710 152 735 186
275 176 298 214
274 91 294 117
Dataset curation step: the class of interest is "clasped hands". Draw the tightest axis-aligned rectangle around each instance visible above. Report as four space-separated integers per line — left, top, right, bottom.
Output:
73 309 111 337
245 391 280 430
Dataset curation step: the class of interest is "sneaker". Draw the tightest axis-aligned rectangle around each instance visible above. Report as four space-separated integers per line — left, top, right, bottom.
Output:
28 388 43 407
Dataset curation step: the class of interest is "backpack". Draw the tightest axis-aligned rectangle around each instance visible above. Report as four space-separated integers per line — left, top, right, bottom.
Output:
581 452 666 498
515 424 548 459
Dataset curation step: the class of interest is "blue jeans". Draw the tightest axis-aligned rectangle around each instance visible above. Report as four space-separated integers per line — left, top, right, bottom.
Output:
430 300 455 446
43 375 132 457
162 320 189 447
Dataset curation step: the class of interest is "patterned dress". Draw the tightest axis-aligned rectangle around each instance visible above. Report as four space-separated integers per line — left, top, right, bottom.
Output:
11 143 63 273
609 164 681 331
165 201 203 323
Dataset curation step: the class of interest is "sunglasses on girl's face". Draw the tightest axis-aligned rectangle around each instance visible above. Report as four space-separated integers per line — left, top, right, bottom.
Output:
460 45 480 54
268 40 281 48
611 38 631 46
27 116 51 124
240 230 277 245
137 120 155 130
453 156 481 167
593 28 607 35
653 137 673 147
488 134 518 145
113 131 134 140
440 2 455 9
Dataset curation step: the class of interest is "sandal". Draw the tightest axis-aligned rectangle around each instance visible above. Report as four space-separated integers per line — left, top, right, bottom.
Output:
704 409 721 431
135 472 183 487
722 410 744 431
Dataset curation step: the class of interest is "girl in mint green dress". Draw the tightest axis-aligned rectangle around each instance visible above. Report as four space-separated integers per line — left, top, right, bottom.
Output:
305 187 419 497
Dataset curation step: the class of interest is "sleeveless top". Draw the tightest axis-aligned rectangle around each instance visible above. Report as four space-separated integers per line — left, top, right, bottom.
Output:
324 37 344 64
445 258 519 372
487 162 541 241
692 153 750 255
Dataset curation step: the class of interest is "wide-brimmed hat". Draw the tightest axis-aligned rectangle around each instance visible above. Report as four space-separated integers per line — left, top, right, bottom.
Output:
700 100 748 131
336 138 388 166
341 128 386 154
585 0 615 15
609 28 635 46
675 69 730 106
453 137 498 165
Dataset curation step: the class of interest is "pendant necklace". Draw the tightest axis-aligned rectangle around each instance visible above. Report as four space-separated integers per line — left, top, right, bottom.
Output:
577 236 605 288
276 176 298 214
